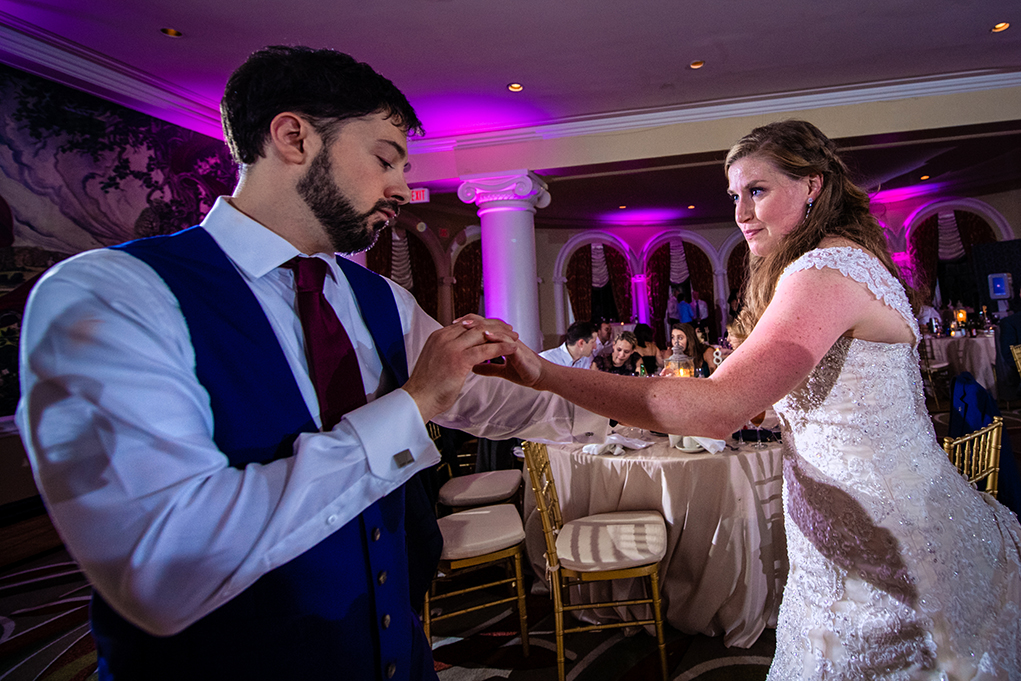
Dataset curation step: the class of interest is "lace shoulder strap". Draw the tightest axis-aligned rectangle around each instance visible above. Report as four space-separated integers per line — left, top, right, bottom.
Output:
778 247 919 342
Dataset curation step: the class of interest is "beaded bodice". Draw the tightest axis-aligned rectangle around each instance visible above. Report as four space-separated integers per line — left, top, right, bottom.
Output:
766 248 1021 680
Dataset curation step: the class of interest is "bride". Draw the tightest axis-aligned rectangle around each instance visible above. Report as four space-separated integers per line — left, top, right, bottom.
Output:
478 120 1021 679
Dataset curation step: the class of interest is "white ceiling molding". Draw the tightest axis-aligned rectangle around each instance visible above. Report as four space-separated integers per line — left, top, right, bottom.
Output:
413 70 1021 154
2 9 1019 154
0 12 222 137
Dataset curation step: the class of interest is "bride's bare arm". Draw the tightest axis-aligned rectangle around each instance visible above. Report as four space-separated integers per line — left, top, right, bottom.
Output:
477 264 893 439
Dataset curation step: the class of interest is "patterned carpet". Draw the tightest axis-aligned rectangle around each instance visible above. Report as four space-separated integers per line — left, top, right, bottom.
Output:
0 546 774 681
427 570 774 681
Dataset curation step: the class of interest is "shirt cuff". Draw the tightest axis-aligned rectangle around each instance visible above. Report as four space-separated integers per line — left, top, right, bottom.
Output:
571 405 610 444
343 389 440 480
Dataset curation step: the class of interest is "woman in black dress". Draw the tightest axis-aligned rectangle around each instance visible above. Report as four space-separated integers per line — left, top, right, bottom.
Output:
592 331 640 375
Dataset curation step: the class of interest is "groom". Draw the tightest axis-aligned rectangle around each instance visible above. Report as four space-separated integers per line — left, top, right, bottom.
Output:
17 45 604 681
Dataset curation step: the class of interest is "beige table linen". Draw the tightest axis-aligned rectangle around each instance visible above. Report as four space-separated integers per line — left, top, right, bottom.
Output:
928 334 997 398
524 436 786 648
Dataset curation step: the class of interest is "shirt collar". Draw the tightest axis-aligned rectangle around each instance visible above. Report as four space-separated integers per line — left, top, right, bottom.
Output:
200 196 340 281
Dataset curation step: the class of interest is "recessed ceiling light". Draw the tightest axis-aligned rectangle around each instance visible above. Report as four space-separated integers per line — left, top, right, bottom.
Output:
507 83 523 92
689 60 705 69
920 175 930 180
160 27 183 37
687 205 695 210
991 22 1009 33
619 205 627 209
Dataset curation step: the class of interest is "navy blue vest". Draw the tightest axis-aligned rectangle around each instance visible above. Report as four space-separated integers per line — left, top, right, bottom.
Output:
92 227 434 681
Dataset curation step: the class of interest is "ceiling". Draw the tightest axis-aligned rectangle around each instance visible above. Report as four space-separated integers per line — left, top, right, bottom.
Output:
1 0 1019 229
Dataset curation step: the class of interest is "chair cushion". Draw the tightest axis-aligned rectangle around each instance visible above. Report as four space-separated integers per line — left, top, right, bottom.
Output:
438 504 525 560
556 511 667 572
438 469 522 507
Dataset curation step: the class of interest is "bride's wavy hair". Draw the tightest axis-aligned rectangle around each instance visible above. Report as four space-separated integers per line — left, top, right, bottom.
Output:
724 120 915 340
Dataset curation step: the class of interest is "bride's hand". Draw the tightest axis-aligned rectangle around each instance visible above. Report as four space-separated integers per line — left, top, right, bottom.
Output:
472 336 545 388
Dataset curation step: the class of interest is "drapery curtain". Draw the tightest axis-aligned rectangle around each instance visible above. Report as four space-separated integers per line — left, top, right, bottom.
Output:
366 229 392 277
406 233 438 318
647 244 672 347
909 211 995 299
909 214 939 297
365 228 437 318
590 244 610 287
937 210 965 261
390 230 413 290
728 241 749 295
669 240 689 283
604 246 632 322
452 240 482 319
955 210 995 256
566 245 592 322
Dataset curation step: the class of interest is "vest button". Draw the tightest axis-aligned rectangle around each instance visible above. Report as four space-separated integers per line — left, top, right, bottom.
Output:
372 527 382 541
386 662 397 678
377 570 387 585
381 613 391 629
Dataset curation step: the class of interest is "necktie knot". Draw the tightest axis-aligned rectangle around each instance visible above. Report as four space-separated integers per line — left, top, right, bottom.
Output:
286 256 328 294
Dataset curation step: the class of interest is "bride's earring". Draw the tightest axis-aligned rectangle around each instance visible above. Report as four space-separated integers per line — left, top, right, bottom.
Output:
805 197 814 218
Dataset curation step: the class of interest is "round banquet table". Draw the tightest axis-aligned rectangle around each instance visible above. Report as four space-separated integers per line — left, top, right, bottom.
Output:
928 333 997 398
523 434 787 648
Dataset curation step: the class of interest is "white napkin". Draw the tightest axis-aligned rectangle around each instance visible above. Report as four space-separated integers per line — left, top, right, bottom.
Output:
668 434 727 453
581 432 654 456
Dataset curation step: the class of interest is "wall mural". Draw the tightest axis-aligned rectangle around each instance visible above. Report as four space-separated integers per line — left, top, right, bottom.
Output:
0 64 237 415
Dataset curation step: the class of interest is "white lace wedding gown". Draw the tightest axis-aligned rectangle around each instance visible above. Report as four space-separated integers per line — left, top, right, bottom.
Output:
767 248 1021 680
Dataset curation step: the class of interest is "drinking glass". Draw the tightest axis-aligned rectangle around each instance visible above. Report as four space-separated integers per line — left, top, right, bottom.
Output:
750 411 767 449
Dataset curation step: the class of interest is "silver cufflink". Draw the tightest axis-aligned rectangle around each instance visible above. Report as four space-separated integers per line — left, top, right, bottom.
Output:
393 449 413 468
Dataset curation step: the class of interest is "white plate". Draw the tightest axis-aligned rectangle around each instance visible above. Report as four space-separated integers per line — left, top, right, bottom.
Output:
673 443 704 453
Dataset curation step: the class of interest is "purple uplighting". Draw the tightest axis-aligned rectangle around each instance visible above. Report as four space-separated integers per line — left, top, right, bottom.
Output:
869 181 946 205
597 208 687 225
411 94 551 138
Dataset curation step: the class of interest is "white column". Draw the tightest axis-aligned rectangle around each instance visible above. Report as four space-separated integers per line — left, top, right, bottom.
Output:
552 275 569 336
714 267 729 338
631 273 650 324
458 170 550 351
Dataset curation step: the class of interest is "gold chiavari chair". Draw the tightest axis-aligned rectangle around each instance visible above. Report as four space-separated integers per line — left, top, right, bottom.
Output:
918 335 951 410
422 504 529 655
521 441 668 681
942 416 1002 498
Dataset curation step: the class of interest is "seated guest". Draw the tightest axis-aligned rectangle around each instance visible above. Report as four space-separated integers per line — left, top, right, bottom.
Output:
726 317 749 350
632 323 661 376
667 322 717 376
727 290 743 321
592 331 641 375
592 319 614 357
539 320 598 368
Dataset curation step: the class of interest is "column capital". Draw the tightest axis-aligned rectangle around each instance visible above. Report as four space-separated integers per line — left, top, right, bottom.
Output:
457 170 551 210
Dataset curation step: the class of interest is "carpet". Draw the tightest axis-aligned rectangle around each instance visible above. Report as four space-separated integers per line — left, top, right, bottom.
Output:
0 547 774 681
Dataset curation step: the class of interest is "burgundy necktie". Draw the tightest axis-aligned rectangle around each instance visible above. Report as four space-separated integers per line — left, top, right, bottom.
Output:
286 256 366 430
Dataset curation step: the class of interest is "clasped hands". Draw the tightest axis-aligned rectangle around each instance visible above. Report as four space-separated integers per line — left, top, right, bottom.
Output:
403 314 544 422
